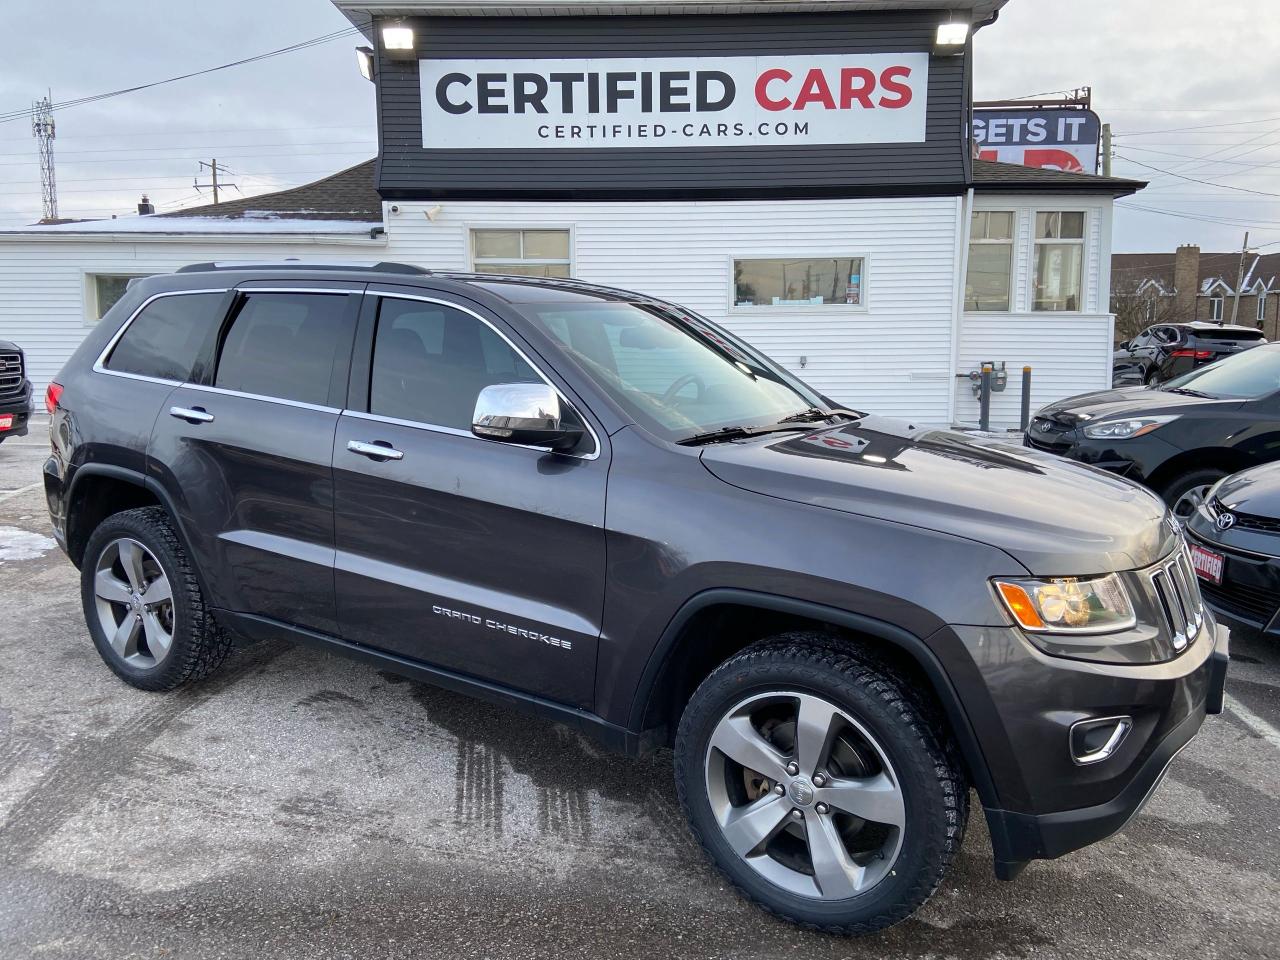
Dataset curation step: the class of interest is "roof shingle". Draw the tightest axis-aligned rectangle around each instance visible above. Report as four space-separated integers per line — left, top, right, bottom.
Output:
156 159 380 222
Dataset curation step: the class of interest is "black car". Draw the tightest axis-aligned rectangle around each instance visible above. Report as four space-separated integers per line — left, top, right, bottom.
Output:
1113 321 1267 387
0 338 32 443
1185 463 1280 639
44 263 1227 935
1029 342 1280 519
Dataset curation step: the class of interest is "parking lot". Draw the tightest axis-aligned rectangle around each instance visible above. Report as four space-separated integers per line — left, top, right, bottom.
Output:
1 425 1278 960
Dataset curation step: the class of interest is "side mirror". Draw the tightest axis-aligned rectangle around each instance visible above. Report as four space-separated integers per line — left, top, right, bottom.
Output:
1118 341 1130 351
472 382 583 452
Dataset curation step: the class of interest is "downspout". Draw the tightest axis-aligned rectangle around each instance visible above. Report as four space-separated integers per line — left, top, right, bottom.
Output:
947 187 975 427
945 9 996 427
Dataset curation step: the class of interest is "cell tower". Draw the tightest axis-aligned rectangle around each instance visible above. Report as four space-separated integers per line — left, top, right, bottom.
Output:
31 94 57 222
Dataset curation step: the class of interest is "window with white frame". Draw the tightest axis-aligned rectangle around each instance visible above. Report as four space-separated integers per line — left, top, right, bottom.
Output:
1209 295 1224 321
1258 291 1268 324
1032 211 1085 312
471 228 571 277
89 273 150 322
964 211 1014 311
733 257 866 308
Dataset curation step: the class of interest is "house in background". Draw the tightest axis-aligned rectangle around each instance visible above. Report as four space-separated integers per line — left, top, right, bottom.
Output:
1111 244 1280 341
1 0 1147 430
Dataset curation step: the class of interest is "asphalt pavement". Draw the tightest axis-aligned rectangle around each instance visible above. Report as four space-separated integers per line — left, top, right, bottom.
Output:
1 422 1278 960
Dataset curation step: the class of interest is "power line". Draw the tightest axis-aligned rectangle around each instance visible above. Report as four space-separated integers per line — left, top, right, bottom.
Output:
1117 201 1280 230
1116 155 1280 198
1115 116 1280 137
1119 144 1280 169
0 123 373 145
0 27 360 126
0 139 374 160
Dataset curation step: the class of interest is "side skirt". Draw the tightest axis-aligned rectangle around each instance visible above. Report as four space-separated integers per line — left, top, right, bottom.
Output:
216 609 640 756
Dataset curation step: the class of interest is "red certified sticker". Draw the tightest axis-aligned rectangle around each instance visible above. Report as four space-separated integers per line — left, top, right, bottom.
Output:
1189 543 1224 586
0 414 12 431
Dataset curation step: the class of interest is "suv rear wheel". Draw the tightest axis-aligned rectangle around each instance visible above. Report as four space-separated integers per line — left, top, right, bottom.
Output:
674 634 967 934
81 507 231 691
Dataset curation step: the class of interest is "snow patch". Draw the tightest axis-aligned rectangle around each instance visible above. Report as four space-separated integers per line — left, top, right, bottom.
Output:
0 527 56 563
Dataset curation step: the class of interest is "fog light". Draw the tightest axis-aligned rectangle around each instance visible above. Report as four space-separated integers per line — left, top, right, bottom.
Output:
1070 716 1132 765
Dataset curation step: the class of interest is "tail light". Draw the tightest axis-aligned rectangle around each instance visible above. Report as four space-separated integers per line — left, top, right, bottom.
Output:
1170 349 1213 360
45 381 63 414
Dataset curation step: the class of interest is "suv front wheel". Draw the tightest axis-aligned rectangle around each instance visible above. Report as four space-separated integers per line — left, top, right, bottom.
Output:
81 507 231 691
674 634 967 934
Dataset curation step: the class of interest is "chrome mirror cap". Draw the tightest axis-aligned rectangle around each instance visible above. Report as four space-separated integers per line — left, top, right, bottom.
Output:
472 382 583 452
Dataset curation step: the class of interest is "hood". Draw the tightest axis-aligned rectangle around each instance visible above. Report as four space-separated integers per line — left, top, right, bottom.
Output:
0 340 18 352
699 415 1177 575
1035 386 1242 425
1212 463 1280 519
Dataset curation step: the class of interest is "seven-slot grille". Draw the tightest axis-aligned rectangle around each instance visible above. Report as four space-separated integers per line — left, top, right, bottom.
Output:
0 352 22 398
1147 548 1204 652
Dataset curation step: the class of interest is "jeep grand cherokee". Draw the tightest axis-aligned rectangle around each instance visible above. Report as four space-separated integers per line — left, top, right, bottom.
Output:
43 262 1229 934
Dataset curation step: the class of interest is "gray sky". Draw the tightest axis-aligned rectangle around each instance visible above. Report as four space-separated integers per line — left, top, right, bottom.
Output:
2 0 1277 253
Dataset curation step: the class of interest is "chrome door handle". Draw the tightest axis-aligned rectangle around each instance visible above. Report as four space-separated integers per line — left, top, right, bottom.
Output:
347 439 404 461
170 406 214 424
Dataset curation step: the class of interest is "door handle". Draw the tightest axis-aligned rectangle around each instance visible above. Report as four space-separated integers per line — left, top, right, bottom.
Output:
347 439 404 461
170 406 214 424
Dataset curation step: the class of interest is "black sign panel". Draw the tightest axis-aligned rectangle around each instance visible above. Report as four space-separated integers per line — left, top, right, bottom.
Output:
373 12 970 201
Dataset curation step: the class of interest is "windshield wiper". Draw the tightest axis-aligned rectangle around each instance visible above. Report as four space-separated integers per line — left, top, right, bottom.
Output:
677 423 812 446
776 407 867 424
776 407 835 424
1164 387 1212 398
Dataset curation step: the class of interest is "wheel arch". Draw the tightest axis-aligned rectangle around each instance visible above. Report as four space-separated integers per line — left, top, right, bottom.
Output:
628 588 1000 811
64 464 186 567
1146 447 1256 497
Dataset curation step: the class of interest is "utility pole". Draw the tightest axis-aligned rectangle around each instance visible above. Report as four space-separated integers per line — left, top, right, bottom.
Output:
1100 123 1112 177
1230 231 1250 325
194 159 236 205
31 93 57 222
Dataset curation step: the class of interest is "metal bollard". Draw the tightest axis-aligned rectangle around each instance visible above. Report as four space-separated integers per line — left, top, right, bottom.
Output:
1020 366 1033 432
979 364 992 432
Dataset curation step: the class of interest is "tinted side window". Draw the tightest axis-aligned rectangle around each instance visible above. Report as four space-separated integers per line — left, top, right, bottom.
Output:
105 292 226 381
215 293 350 405
369 297 540 429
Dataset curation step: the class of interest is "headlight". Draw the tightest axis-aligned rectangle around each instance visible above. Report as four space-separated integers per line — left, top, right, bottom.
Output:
993 574 1136 634
1082 415 1175 439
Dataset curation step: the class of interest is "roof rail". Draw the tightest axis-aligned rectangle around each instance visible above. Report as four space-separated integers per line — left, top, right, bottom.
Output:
176 260 429 275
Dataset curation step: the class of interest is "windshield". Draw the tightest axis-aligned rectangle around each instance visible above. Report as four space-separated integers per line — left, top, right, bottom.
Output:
1162 344 1280 399
519 300 825 440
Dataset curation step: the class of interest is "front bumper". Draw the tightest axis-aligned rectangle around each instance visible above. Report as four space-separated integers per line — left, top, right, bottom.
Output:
0 382 32 438
1184 527 1280 638
1023 424 1179 485
946 612 1227 878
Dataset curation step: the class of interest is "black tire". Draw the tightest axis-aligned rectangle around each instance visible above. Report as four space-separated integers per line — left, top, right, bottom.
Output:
1144 366 1161 386
1161 468 1227 521
674 633 967 935
81 506 231 691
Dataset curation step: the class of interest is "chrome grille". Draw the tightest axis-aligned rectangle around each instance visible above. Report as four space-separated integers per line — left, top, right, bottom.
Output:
1147 548 1204 651
0 353 21 398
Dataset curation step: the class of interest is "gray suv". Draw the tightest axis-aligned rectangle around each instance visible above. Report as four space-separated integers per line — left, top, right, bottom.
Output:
44 263 1229 934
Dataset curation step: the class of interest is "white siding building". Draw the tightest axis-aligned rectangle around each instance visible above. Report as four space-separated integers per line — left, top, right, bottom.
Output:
0 156 1137 430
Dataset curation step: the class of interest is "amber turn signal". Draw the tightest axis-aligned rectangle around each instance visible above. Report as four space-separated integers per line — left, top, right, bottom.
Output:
995 581 1045 629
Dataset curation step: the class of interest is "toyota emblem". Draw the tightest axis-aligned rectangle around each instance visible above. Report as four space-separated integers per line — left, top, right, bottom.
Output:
1216 512 1236 531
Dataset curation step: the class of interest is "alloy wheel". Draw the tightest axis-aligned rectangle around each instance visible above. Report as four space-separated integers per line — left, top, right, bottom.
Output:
92 537 176 669
1172 484 1213 521
704 691 905 900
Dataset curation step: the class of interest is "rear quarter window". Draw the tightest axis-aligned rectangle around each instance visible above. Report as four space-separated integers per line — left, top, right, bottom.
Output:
104 292 227 382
